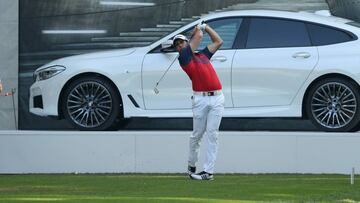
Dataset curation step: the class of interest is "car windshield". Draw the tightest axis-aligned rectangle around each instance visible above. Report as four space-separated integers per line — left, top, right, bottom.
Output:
346 21 360 28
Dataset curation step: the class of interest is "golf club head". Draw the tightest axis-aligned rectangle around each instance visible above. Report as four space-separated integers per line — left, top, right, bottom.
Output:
153 87 159 94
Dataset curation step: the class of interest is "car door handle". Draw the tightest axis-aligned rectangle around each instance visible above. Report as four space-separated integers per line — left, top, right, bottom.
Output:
292 52 311 59
211 56 227 62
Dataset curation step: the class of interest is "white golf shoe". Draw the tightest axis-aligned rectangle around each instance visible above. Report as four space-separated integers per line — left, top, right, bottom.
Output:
190 171 214 180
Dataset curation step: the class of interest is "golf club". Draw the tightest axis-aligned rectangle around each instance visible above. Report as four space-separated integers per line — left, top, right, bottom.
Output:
153 53 179 94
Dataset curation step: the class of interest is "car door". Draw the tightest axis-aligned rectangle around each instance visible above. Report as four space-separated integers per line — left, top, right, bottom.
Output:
142 17 243 110
232 17 319 107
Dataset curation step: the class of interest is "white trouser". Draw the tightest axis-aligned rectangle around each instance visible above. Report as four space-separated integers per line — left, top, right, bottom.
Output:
188 92 225 174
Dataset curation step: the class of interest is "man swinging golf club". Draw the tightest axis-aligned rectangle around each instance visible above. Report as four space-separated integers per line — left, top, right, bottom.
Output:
173 22 224 180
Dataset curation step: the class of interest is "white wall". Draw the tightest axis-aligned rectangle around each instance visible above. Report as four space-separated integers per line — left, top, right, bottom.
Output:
0 0 18 130
1 131 359 174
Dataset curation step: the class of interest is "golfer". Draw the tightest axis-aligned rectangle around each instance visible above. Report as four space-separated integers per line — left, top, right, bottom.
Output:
173 22 224 180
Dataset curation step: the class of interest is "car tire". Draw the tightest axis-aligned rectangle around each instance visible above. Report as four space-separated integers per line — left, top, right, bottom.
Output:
306 77 360 132
62 76 122 131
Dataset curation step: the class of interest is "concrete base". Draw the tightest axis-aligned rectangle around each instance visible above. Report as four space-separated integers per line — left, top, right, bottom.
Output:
1 131 360 174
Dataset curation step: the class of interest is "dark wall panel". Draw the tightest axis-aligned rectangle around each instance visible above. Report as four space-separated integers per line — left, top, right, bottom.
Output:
326 0 360 22
19 0 258 130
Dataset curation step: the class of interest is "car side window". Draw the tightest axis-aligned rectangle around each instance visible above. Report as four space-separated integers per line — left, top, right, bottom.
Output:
181 18 243 50
246 17 311 49
306 23 355 46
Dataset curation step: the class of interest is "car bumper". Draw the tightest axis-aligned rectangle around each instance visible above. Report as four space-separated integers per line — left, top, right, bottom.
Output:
29 78 62 117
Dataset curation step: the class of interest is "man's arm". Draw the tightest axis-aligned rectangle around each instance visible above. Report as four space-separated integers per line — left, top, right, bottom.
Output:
205 25 223 54
189 26 203 53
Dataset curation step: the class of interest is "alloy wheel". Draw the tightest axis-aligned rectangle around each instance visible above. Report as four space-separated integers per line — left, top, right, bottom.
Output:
311 82 357 129
66 81 113 128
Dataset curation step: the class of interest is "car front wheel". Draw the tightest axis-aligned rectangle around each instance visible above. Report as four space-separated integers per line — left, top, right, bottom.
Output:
306 78 360 132
62 76 121 131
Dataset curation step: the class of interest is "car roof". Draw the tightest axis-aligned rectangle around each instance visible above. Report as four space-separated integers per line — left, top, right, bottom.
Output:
150 9 359 50
202 10 352 26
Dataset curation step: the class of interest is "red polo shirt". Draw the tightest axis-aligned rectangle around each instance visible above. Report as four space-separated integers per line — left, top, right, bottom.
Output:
178 46 222 92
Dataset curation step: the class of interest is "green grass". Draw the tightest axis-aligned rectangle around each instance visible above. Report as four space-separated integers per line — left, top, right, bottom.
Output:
0 174 359 203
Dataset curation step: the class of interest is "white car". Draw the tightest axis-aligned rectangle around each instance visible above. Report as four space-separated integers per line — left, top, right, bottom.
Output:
30 10 360 132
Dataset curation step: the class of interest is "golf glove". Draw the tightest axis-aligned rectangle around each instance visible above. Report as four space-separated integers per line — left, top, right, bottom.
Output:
197 23 207 32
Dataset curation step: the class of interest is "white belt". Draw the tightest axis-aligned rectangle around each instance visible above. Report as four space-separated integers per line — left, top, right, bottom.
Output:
193 90 222 96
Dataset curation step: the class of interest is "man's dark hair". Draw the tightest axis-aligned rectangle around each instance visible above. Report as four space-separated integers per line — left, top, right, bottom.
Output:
173 39 184 47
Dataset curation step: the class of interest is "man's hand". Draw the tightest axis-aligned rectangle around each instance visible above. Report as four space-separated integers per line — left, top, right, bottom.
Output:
194 24 200 32
197 22 207 32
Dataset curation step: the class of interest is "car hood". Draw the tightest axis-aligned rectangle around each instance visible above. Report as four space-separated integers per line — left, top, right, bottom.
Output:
38 48 137 70
62 48 136 60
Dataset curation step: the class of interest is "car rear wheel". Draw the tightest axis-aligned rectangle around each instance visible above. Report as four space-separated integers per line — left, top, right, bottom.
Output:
306 78 360 132
62 76 122 131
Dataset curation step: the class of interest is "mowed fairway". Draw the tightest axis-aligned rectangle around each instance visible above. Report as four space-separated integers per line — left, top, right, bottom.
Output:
0 174 359 203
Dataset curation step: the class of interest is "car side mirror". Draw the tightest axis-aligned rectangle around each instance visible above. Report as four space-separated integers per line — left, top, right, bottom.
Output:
160 40 175 52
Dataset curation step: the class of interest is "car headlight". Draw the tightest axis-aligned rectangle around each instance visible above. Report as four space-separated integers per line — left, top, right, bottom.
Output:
34 65 66 81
